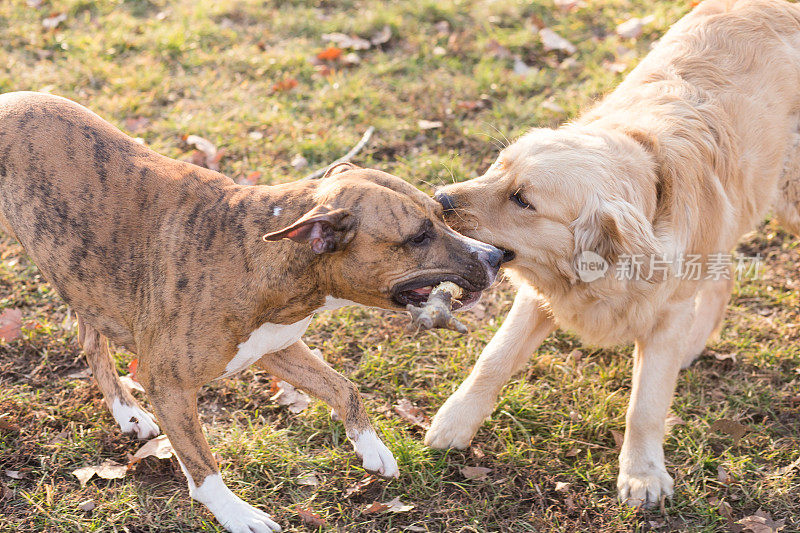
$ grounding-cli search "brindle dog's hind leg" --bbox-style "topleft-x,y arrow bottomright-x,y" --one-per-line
255,340 -> 399,478
77,316 -> 159,439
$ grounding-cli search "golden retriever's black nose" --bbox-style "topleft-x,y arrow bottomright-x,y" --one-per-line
434,191 -> 457,212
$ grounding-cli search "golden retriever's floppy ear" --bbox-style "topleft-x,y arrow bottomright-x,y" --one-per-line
262,205 -> 354,254
322,161 -> 360,178
572,196 -> 667,283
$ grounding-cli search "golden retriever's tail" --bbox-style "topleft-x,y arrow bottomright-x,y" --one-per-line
775,126 -> 800,237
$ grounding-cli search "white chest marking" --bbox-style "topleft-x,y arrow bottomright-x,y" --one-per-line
221,296 -> 358,378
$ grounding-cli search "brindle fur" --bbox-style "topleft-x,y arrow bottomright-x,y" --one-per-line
0,92 -> 498,516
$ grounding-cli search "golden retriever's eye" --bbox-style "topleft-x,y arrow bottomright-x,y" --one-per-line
510,189 -> 533,210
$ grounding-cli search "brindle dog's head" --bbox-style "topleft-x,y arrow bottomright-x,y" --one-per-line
263,163 -> 504,311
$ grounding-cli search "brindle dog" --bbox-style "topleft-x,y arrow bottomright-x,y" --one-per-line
0,91 -> 504,533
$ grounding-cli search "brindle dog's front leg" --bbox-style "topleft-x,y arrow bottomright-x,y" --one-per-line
138,359 -> 282,533
255,341 -> 399,478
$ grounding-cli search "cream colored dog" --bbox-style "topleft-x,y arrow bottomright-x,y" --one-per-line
426,0 -> 800,507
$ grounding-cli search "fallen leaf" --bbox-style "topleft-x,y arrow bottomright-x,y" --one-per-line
603,60 -> 628,73
42,12 -> 67,29
297,472 -> 320,486
460,466 -> 492,480
272,77 -> 299,92
486,39 -> 512,59
270,380 -> 310,414
129,435 -> 174,468
717,465 -> 730,484
713,351 -> 737,363
342,52 -> 361,66
616,18 -> 644,39
513,57 -> 535,76
67,367 -> 92,379
119,374 -> 144,393
237,171 -> 262,186
393,398 -> 430,429
711,419 -> 748,444
183,135 -> 222,171
317,46 -> 343,61
370,25 -> 392,46
297,507 -> 326,527
555,481 -> 571,492
404,527 -> 426,533
78,499 -> 96,512
384,496 -> 414,513
610,429 -> 625,450
737,509 -> 785,533
418,119 -> 443,130
0,308 -> 23,342
322,32 -> 371,50
5,470 -> 23,479
290,154 -> 309,170
664,412 -> 686,434
565,446 -> 580,457
124,117 -> 150,134
127,358 -> 138,380
344,475 -> 377,498
27,0 -> 44,7
539,27 -> 577,55
362,501 -> 390,514
72,460 -> 127,487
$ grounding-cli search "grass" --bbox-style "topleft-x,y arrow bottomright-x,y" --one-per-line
1,0 -> 799,531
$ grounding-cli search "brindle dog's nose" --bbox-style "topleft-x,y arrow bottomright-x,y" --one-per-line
434,191 -> 457,212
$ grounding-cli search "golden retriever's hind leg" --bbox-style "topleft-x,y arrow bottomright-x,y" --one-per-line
425,284 -> 556,450
77,316 -> 159,439
682,277 -> 733,368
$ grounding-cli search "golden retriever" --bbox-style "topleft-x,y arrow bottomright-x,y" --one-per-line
425,0 -> 800,507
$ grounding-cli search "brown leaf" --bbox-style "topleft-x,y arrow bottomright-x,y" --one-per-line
272,77 -> 299,93
78,499 -> 96,512
460,466 -> 492,480
717,465 -> 730,484
737,510 -> 785,533
565,446 -> 580,457
555,481 -> 571,493
5,470 -> 23,479
297,507 -> 326,527
362,501 -> 390,514
73,460 -> 127,487
344,475 -> 377,498
418,119 -> 443,130
129,435 -> 174,468
270,380 -> 310,414
0,308 -> 23,342
183,134 -> 221,171
317,46 -> 343,61
711,419 -> 748,444
713,351 -> 737,363
610,429 -> 624,450
393,398 -> 430,429
296,472 -> 320,487
124,117 -> 150,134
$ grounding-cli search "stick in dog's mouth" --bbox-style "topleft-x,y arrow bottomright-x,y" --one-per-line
393,277 -> 481,334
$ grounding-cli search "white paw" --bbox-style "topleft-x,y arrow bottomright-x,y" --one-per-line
349,429 -> 399,478
192,474 -> 282,533
424,391 -> 489,450
617,466 -> 674,508
111,398 -> 161,440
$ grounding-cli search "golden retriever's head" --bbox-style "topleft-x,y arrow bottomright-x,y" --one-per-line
435,127 -> 664,290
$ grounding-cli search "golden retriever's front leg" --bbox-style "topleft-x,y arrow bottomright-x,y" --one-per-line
618,301 -> 693,508
425,284 -> 555,449
255,341 -> 398,478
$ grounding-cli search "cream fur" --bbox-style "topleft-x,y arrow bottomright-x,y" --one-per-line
426,0 -> 800,508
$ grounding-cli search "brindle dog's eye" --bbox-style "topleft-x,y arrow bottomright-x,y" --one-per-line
510,189 -> 533,210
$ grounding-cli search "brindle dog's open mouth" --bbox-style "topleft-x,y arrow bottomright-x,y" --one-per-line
391,275 -> 482,310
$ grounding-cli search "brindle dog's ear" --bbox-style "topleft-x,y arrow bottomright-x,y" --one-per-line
262,205 -> 354,254
322,161 -> 360,178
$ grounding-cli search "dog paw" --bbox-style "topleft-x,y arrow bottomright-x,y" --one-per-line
349,429 -> 399,478
424,392 -> 487,449
111,399 -> 161,440
193,474 -> 282,533
617,467 -> 674,508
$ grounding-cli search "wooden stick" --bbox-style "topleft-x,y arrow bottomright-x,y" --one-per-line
301,126 -> 376,180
